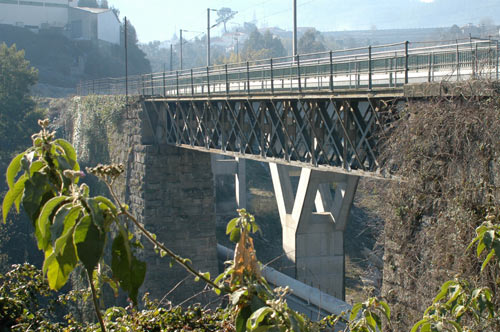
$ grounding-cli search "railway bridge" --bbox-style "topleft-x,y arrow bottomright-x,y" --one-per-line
76,39 -> 499,310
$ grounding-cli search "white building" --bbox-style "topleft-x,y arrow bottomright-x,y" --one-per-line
0,0 -> 120,45
69,6 -> 120,44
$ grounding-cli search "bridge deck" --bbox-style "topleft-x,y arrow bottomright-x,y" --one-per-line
78,39 -> 499,177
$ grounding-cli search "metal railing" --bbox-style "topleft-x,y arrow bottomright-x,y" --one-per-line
77,39 -> 500,97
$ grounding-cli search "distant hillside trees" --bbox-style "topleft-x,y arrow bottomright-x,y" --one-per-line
298,28 -> 326,54
242,29 -> 286,61
0,24 -> 150,89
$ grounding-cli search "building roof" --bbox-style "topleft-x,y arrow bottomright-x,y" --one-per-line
73,6 -> 111,14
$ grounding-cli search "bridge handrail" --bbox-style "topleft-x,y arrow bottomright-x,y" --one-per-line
76,39 -> 499,96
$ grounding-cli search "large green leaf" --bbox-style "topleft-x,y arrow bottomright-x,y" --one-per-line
50,205 -> 81,244
226,217 -> 239,234
74,215 -> 105,273
111,233 -> 146,305
247,306 -> 273,331
87,198 -> 105,230
43,223 -> 78,290
35,196 -> 69,251
54,139 -> 79,171
22,173 -> 55,225
93,196 -> 118,216
6,152 -> 25,189
2,174 -> 27,223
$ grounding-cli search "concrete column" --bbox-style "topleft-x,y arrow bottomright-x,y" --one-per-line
211,154 -> 247,209
270,163 -> 359,300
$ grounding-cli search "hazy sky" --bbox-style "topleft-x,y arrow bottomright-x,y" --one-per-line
107,0 -> 500,43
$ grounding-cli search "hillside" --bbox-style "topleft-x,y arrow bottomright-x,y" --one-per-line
0,24 -> 151,96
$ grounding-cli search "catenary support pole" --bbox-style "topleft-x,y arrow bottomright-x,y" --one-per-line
124,17 -> 128,102
207,8 -> 210,67
180,29 -> 183,70
292,0 -> 297,60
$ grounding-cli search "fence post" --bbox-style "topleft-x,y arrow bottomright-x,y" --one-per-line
456,43 -> 460,81
329,50 -> 334,91
404,41 -> 409,84
475,42 -> 478,77
225,64 -> 229,95
163,71 -> 166,96
191,69 -> 194,96
142,75 -> 145,95
206,66 -> 210,96
297,54 -> 301,92
496,40 -> 499,80
151,73 -> 154,96
92,80 -> 95,95
270,58 -> 274,94
176,71 -> 179,96
368,45 -> 372,90
246,61 -> 250,94
428,53 -> 432,82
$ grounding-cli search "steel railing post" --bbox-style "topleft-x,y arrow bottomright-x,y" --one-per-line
246,61 -> 250,94
225,64 -> 229,94
456,43 -> 460,80
191,69 -> 194,96
142,75 -> 145,95
496,40 -> 499,80
405,41 -> 409,84
270,58 -> 274,94
151,73 -> 154,96
297,54 -> 301,92
206,66 -> 210,95
163,71 -> 166,96
475,42 -> 478,77
428,53 -> 432,82
368,45 -> 372,90
329,50 -> 334,91
176,71 -> 179,96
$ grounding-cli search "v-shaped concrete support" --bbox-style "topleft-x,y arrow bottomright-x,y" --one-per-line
270,163 -> 359,300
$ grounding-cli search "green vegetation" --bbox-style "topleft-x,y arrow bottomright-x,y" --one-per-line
1,119 -> 394,331
0,43 -> 46,268
0,24 -> 150,89
298,29 -> 326,54
241,29 -> 286,61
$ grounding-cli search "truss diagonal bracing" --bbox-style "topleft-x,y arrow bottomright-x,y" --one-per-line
144,97 -> 397,176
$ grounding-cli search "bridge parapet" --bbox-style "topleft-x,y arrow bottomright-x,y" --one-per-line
77,39 -> 499,98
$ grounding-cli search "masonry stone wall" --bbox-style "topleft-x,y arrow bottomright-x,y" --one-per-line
67,97 -> 218,305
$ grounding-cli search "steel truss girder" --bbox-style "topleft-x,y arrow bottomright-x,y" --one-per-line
147,97 -> 397,177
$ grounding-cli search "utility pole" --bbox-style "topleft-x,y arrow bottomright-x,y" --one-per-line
292,0 -> 297,59
170,44 -> 173,72
207,8 -> 218,67
236,37 -> 239,61
124,16 -> 128,102
207,8 -> 211,66
180,29 -> 183,70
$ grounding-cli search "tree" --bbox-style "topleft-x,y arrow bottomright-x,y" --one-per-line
0,43 -> 41,163
298,28 -> 326,54
242,29 -> 286,61
216,7 -> 237,33
0,43 -> 44,269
